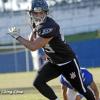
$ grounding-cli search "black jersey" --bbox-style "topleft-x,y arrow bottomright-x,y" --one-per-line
34,17 -> 76,64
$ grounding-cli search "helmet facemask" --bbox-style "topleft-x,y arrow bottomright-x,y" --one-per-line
29,8 -> 47,25
29,0 -> 49,25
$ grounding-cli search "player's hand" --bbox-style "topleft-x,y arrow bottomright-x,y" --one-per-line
8,27 -> 20,39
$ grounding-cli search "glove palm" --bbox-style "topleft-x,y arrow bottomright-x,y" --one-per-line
8,27 -> 20,39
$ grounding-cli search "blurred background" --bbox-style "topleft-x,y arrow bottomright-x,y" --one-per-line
0,0 -> 100,73
0,0 -> 100,100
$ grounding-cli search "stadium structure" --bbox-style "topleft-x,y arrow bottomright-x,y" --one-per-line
0,0 -> 100,73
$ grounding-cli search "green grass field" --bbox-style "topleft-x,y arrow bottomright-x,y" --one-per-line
0,68 -> 100,100
64,30 -> 100,42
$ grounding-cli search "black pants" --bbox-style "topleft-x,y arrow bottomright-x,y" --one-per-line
33,58 -> 95,100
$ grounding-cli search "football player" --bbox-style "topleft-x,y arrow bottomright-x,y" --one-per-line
60,68 -> 99,100
8,0 -> 96,100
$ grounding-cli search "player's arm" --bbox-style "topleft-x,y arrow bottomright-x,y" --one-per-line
17,36 -> 53,51
61,84 -> 68,100
90,80 -> 99,100
7,27 -> 53,51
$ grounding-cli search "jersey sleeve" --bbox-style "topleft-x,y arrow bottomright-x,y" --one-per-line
82,68 -> 93,86
87,72 -> 93,85
85,69 -> 94,85
39,24 -> 59,38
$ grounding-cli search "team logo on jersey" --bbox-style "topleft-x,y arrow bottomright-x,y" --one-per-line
42,28 -> 53,34
70,72 -> 76,79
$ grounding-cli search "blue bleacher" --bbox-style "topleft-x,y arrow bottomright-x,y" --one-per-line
70,39 -> 100,67
0,50 -> 33,73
